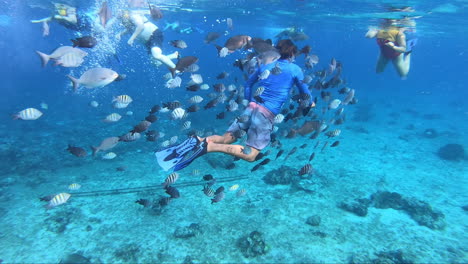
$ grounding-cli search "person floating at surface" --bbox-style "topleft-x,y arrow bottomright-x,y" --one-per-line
156,39 -> 315,172
116,0 -> 178,69
365,18 -> 417,79
31,3 -> 91,33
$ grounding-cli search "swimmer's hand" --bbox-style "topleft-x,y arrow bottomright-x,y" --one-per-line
127,38 -> 134,46
310,101 -> 316,108
365,27 -> 378,38
385,41 -> 396,48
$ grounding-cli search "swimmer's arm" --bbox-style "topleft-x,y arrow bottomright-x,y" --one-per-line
115,29 -> 128,40
387,31 -> 407,53
244,68 -> 261,101
365,27 -> 379,38
128,14 -> 145,45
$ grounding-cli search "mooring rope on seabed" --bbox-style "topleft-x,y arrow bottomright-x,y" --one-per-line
67,175 -> 249,197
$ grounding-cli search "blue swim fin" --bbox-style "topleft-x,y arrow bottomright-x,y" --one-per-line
406,38 -> 417,53
155,136 -> 199,171
172,139 -> 208,172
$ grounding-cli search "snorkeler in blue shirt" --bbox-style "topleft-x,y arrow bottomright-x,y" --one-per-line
244,57 -> 312,115
156,39 -> 315,172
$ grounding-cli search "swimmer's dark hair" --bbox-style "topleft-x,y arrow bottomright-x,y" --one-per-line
276,39 -> 298,59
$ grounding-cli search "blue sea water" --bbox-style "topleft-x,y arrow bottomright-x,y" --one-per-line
0,0 -> 467,263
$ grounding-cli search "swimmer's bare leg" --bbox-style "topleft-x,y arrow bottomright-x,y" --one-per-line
393,53 -> 410,79
151,47 -> 176,68
207,142 -> 259,162
376,53 -> 390,73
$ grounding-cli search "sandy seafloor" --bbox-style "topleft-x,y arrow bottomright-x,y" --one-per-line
0,95 -> 467,263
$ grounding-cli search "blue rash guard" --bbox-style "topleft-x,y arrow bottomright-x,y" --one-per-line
244,59 -> 312,115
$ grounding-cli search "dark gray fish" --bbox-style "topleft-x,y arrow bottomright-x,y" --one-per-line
71,36 -> 97,48
226,162 -> 236,169
216,72 -> 229,79
187,104 -> 200,112
308,152 -> 315,162
205,32 -> 220,44
186,84 -> 200,92
145,130 -> 159,142
320,141 -> 329,152
254,152 -> 265,161
39,194 -> 55,202
171,56 -> 199,77
215,186 -> 225,195
284,147 -> 297,160
259,158 -> 271,166
67,145 -> 87,157
313,141 -> 320,149
275,149 -> 284,160
213,83 -> 226,93
163,101 -> 181,110
145,114 -> 158,123
223,35 -> 251,52
149,105 -> 161,114
251,163 -> 262,172
158,197 -> 171,207
204,98 -> 219,109
216,112 -> 225,119
135,199 -> 152,208
330,141 -> 340,147
248,38 -> 275,53
165,186 -> 180,198
300,144 -> 307,149
170,40 -> 187,49
116,166 -> 127,171
119,132 -> 141,142
203,174 -> 214,181
149,4 -> 163,20
211,191 -> 225,204
131,120 -> 152,134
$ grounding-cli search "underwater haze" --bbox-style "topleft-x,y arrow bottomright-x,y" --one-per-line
0,0 -> 467,263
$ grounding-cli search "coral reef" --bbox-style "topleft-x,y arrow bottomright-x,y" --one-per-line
339,191 -> 446,230
338,198 -> 371,217
437,144 -> 465,161
114,243 -> 140,263
59,252 -> 92,264
174,223 -> 201,239
402,198 -> 446,230
237,231 -> 270,258
372,250 -> 414,264
349,249 -> 414,264
263,165 -> 298,185
371,191 -> 405,210
306,215 -> 321,226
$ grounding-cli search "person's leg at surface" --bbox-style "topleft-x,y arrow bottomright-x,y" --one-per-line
376,52 -> 390,73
